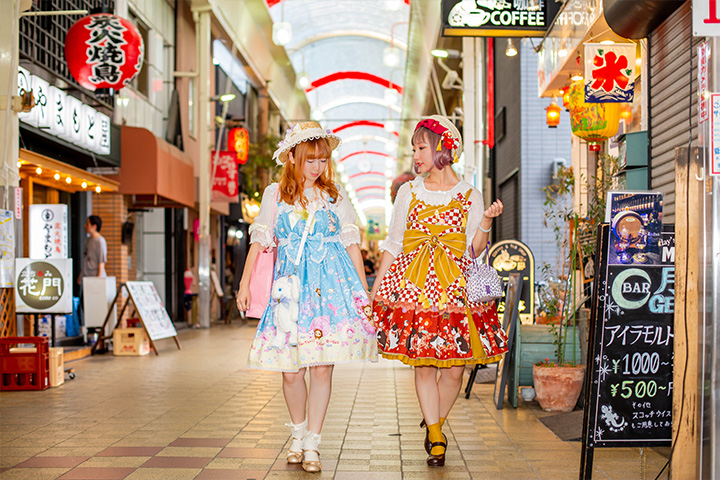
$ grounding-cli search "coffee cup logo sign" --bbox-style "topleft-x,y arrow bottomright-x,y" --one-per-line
442,0 -> 561,36
17,261 -> 64,310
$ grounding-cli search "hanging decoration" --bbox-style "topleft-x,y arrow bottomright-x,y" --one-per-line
546,101 -> 561,128
584,43 -> 636,103
228,127 -> 250,165
568,81 -> 620,151
64,13 -> 145,93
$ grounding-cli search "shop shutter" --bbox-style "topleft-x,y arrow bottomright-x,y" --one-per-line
648,1 -> 699,224
498,173 -> 518,240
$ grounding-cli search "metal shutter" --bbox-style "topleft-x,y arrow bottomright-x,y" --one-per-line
648,1 -> 699,224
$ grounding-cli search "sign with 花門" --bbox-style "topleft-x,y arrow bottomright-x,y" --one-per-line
0,210 -> 14,288
29,204 -> 68,259
15,258 -> 73,313
18,67 -> 111,156
442,0 -> 562,37
584,43 -> 636,103
488,240 -> 534,325
693,0 -> 720,36
211,151 -> 239,202
583,225 -> 674,449
711,93 -> 720,175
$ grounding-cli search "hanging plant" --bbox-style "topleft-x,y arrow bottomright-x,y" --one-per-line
243,133 -> 282,200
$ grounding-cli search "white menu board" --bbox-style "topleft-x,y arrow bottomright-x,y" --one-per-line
126,281 -> 177,341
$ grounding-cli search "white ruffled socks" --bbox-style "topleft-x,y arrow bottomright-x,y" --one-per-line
286,420 -> 307,464
302,431 -> 322,472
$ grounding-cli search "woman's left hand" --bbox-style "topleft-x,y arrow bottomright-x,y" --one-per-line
483,199 -> 504,219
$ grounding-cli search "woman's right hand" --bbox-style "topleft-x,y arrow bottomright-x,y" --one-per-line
236,284 -> 251,312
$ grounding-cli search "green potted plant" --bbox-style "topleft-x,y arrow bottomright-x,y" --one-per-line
535,264 -> 563,324
243,133 -> 282,199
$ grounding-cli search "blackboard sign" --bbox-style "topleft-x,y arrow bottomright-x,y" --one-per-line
489,240 -> 534,325
584,225 -> 674,449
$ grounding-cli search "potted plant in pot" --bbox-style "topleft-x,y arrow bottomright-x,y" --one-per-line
535,265 -> 563,324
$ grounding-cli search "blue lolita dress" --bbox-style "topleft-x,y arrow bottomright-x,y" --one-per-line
246,183 -> 378,372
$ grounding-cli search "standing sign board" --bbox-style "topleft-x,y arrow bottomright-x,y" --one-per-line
488,240 -> 534,325
15,258 -> 73,313
580,225 -> 674,478
29,204 -> 68,259
442,0 -> 562,37
0,210 -> 14,287
710,93 -> 720,175
125,282 -> 178,341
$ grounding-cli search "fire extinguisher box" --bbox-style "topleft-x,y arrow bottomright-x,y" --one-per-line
113,328 -> 150,356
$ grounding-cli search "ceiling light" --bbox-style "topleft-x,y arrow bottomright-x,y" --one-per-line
384,88 -> 399,105
81,181 -> 87,189
386,180 -> 392,187
65,177 -> 71,184
571,74 -> 584,82
35,167 -> 42,175
16,161 -> 21,168
558,45 -> 568,58
600,40 -> 615,45
341,175 -> 349,183
385,141 -> 397,152
310,108 -> 324,121
54,173 -> 60,180
210,93 -> 236,102
636,57 -> 642,66
235,229 -> 244,239
272,21 -> 292,46
505,39 -> 517,57
384,120 -> 396,132
296,72 -> 310,89
385,0 -> 402,11
431,49 -> 449,58
383,47 -> 400,67
212,57 -> 220,65
386,168 -> 394,177
95,186 -> 101,193
336,162 -> 344,172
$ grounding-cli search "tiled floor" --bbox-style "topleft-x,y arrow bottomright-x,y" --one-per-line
1,322 -> 669,480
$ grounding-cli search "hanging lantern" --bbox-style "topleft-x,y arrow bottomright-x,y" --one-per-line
562,88 -> 571,110
620,103 -> 633,124
546,101 -> 561,128
228,127 -> 250,165
568,81 -> 620,151
64,12 -> 145,93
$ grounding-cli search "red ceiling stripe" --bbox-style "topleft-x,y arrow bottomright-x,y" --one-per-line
269,0 -> 409,7
333,121 -> 399,137
356,186 -> 386,193
339,151 -> 396,163
306,71 -> 404,94
349,171 -> 386,179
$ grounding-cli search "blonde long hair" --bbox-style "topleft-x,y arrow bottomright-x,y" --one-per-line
278,138 -> 339,207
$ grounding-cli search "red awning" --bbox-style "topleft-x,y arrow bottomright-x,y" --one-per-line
118,126 -> 195,208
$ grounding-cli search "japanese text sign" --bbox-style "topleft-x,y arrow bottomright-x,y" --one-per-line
442,0 -> 562,37
699,42 -> 709,123
0,210 -> 14,288
15,258 -> 73,313
584,43 -> 636,103
711,93 -> 720,175
211,151 -> 239,202
29,204 -> 68,260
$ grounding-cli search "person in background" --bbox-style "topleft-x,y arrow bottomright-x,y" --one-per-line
79,215 -> 107,282
362,249 -> 375,275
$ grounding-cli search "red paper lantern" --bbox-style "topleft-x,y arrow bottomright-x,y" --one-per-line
228,127 -> 250,165
546,101 -> 561,128
64,13 -> 144,92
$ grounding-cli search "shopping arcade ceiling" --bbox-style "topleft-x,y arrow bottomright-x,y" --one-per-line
267,0 -> 411,227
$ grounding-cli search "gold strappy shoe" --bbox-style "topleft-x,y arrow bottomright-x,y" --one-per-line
286,420 -> 307,464
301,431 -> 322,473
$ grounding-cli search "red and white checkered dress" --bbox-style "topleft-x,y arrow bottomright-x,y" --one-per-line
373,180 -> 508,367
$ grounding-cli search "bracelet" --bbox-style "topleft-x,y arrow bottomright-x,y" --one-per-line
479,225 -> 492,233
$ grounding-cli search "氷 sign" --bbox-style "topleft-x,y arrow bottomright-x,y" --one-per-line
442,0 -> 562,37
15,258 -> 73,313
29,204 -> 68,260
584,43 -> 636,103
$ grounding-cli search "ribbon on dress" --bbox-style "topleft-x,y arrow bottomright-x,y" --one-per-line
402,222 -> 466,291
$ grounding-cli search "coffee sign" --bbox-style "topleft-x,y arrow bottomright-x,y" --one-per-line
488,240 -> 535,324
15,258 -> 73,313
442,0 -> 562,37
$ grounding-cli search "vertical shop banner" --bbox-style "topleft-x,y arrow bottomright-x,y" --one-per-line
211,151 -> 239,202
29,204 -> 68,259
693,0 -> 720,36
14,187 -> 22,219
15,258 -> 73,313
584,43 -> 636,103
699,42 -> 710,123
0,210 -> 14,287
711,93 -> 720,175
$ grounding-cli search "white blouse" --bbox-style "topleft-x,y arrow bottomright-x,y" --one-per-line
248,183 -> 361,248
380,177 -> 485,258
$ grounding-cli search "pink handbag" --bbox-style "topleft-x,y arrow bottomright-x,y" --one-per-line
246,189 -> 278,318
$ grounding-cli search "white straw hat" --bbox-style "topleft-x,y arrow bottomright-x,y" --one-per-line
273,121 -> 342,166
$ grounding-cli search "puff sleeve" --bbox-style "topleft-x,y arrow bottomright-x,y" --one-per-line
248,183 -> 278,248
379,182 -> 412,258
335,185 -> 362,247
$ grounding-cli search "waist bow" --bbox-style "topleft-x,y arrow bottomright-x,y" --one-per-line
402,223 -> 466,291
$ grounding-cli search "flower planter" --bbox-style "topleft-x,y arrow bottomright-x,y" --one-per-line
532,364 -> 586,413
535,315 -> 562,325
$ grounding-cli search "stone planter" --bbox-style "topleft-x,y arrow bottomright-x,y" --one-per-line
532,364 -> 586,412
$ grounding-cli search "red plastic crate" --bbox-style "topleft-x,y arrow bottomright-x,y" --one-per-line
0,337 -> 49,391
